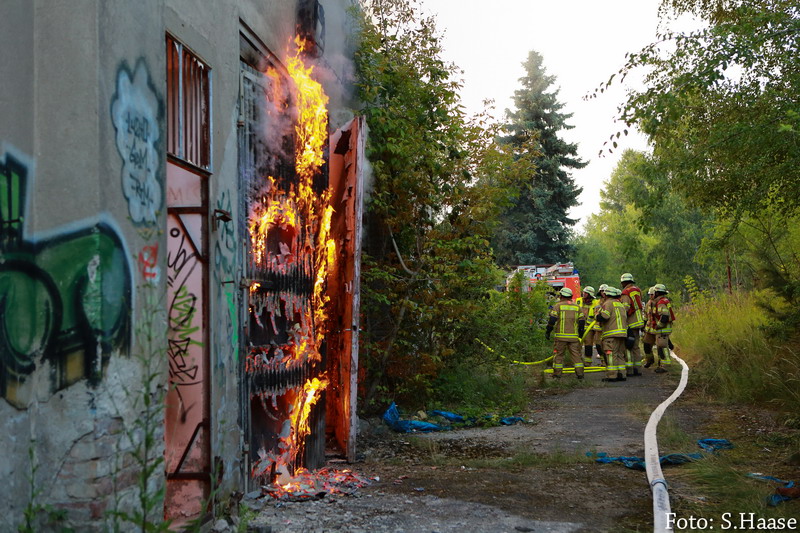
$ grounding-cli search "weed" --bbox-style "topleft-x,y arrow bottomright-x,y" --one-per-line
237,504 -> 257,533
656,414 -> 696,452
105,280 -> 170,532
18,444 -> 72,533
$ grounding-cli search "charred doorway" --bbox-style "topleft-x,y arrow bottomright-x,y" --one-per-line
237,28 -> 362,489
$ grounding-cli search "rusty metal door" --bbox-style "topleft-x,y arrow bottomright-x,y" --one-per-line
164,160 -> 210,520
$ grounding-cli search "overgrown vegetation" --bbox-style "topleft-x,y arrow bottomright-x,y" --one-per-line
106,281 -> 170,533
674,281 -> 800,418
354,0 -> 553,412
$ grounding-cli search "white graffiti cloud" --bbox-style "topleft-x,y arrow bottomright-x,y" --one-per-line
111,61 -> 161,226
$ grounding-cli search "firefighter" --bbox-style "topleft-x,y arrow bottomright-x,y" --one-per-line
577,286 -> 599,366
652,283 -> 675,373
545,287 -> 586,379
594,284 -> 609,365
620,273 -> 645,377
595,286 -> 629,382
643,286 -> 658,368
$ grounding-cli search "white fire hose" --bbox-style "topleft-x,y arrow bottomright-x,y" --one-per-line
644,350 -> 689,533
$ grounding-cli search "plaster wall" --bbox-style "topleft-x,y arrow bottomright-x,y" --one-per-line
0,0 -> 358,528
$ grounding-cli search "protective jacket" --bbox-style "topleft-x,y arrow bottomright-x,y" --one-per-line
645,298 -> 660,334
597,299 -> 628,339
548,301 -> 585,342
621,284 -> 645,329
655,296 -> 675,334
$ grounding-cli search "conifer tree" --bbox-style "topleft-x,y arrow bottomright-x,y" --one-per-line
494,50 -> 585,265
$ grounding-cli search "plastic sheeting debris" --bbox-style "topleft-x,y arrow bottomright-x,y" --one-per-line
382,402 -> 524,433
747,473 -> 799,506
587,438 -> 734,471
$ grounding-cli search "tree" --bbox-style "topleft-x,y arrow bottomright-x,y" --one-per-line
573,150 -> 717,294
604,0 -> 800,218
493,50 -> 585,266
353,0 -> 522,408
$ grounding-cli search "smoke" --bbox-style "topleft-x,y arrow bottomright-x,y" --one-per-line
253,67 -> 297,173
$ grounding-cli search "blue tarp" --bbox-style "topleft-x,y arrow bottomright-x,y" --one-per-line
587,438 -> 734,471
382,402 -> 525,433
747,473 -> 798,506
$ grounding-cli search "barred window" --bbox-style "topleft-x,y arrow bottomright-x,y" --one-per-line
166,35 -> 211,170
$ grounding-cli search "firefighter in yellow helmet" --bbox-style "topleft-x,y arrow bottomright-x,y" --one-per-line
578,286 -> 599,366
595,286 -> 628,382
620,273 -> 645,377
594,283 -> 609,366
652,283 -> 675,373
643,286 -> 658,368
545,287 -> 586,379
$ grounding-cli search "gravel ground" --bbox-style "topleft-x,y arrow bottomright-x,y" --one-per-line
230,367 -> 711,533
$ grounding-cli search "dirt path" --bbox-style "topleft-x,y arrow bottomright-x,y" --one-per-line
246,369 -> 713,532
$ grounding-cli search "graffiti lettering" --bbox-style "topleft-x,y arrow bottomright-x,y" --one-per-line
138,243 -> 160,283
212,190 -> 239,378
0,149 -> 132,408
166,216 -> 203,423
167,337 -> 200,385
170,285 -> 201,343
111,60 -> 162,226
126,112 -> 150,143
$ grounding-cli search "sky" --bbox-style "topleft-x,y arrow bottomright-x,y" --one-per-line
420,0 -> 666,228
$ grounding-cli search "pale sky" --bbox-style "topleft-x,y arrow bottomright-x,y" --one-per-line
421,0 -> 666,227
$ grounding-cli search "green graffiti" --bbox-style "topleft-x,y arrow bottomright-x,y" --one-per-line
225,291 -> 239,363
0,150 -> 132,408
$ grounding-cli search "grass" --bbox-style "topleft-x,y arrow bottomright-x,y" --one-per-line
657,413 -> 697,452
674,290 -> 800,414
462,449 -> 591,470
666,399 -> 800,529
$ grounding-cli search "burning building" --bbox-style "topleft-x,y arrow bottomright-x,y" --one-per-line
0,0 -> 364,528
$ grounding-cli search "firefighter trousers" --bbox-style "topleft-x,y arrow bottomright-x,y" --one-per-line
602,337 -> 627,378
626,328 -> 644,375
552,340 -> 583,377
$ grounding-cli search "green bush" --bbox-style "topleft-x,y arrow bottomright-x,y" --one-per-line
430,275 -> 552,414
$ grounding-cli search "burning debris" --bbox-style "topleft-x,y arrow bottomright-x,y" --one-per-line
260,468 -> 375,502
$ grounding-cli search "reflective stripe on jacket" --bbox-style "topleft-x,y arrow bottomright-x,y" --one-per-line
621,285 -> 644,329
655,296 -> 674,334
599,299 -> 628,338
549,302 -> 584,341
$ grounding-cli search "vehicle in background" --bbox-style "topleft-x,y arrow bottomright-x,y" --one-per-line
506,262 -> 581,299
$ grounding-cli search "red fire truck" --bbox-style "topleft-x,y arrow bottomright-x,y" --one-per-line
506,263 -> 581,299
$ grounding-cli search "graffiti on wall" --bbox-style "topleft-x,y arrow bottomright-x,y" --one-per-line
212,190 -> 238,382
111,60 -> 162,226
166,217 -> 204,418
0,148 -> 132,409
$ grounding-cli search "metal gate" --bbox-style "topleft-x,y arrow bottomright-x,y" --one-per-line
238,58 -> 328,482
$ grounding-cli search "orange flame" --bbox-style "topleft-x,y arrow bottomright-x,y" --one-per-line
288,36 -> 329,183
248,36 -> 338,485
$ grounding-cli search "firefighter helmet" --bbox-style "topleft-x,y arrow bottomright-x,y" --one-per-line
598,283 -> 609,293
583,286 -> 596,298
648,286 -> 656,296
654,283 -> 668,293
559,287 -> 573,298
620,273 -> 634,283
605,286 -> 622,296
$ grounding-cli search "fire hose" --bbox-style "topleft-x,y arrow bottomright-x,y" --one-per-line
645,349 -> 689,533
474,337 -> 554,365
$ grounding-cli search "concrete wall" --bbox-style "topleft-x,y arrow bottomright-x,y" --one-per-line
0,0 -> 358,529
